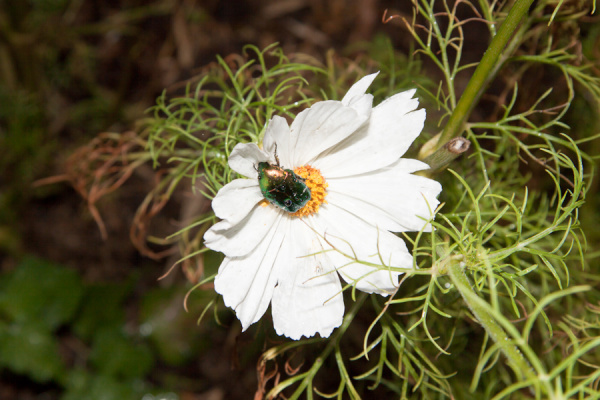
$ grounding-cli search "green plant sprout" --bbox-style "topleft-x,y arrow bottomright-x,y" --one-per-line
63,0 -> 600,398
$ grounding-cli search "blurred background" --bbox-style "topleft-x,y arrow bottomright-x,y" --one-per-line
1,1 -> 599,399
0,1 -> 425,399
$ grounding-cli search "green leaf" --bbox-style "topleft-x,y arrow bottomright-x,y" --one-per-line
0,257 -> 83,330
89,329 -> 153,379
0,320 -> 65,383
61,369 -> 146,400
71,282 -> 131,341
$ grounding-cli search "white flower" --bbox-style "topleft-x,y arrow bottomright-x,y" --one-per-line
204,73 -> 442,340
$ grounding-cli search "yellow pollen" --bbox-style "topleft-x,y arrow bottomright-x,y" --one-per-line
292,165 -> 327,218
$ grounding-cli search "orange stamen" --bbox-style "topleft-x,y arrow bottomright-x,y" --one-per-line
292,165 -> 328,218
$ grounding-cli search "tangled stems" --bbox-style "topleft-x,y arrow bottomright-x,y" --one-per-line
267,294 -> 368,399
434,0 -> 540,374
433,0 -> 541,381
446,256 -> 594,399
436,0 -> 535,149
446,257 -> 537,381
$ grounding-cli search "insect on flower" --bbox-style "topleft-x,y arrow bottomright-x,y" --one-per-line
204,72 -> 442,340
256,145 -> 311,213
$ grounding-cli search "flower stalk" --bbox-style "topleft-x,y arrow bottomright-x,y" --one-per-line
422,136 -> 471,172
435,0 -> 535,150
446,258 -> 538,383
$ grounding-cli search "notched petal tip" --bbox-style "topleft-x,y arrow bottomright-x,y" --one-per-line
275,320 -> 340,340
213,219 -> 288,332
273,293 -> 344,340
341,71 -> 380,106
271,222 -> 346,340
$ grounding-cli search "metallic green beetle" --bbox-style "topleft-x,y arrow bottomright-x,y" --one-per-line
256,148 -> 311,213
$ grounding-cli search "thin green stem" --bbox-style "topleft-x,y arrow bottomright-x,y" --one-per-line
421,0 -> 457,109
436,0 -> 535,149
446,259 -> 538,383
278,293 -> 367,400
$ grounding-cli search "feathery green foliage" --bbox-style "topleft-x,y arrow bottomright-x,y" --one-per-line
137,1 -> 600,398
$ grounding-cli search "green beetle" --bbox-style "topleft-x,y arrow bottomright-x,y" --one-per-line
256,147 -> 311,213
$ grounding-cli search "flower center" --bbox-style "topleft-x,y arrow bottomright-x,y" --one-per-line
291,165 -> 327,218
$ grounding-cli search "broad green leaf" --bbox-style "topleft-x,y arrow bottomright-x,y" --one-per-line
0,320 -> 65,383
72,282 -> 131,340
89,329 -> 153,379
0,257 -> 83,330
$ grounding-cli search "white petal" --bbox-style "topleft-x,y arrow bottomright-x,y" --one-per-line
312,205 -> 413,295
271,218 -> 344,339
211,179 -> 263,228
341,72 -> 379,107
262,116 -> 293,168
228,143 -> 271,177
315,91 -> 425,178
289,101 -> 369,166
204,204 -> 282,257
327,158 -> 441,232
325,192 -> 400,232
345,94 -> 373,119
214,217 -> 289,330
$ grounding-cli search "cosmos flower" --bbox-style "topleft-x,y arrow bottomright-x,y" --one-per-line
204,73 -> 442,340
